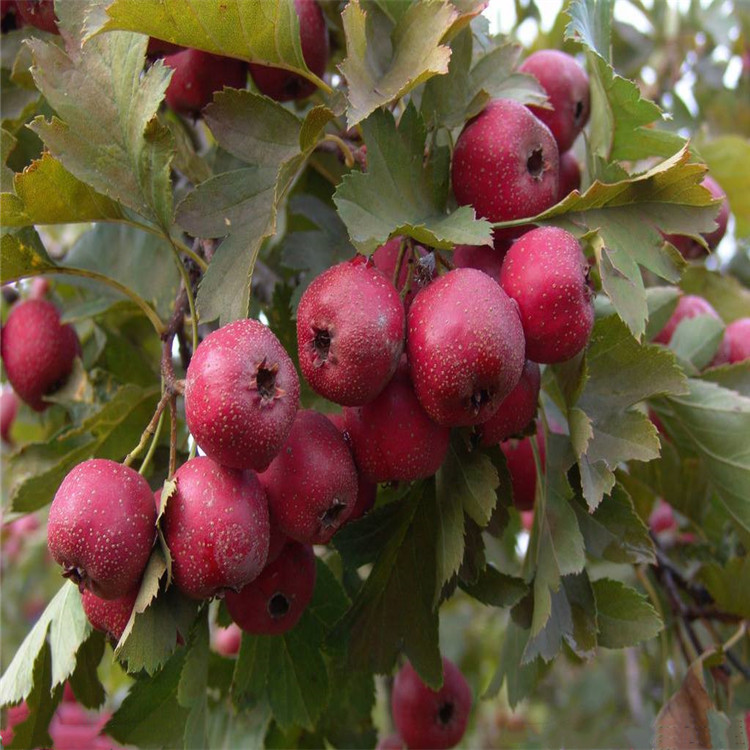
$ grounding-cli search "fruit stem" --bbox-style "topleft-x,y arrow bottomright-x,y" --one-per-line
393,237 -> 409,289
138,408 -> 165,476
123,390 -> 170,469
434,251 -> 455,273
167,239 -> 200,354
322,134 -> 355,168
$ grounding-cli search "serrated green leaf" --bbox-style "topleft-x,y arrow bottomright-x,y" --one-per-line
573,483 -> 655,565
0,584 -> 90,706
67,632 -> 106,710
668,315 -> 725,372
1,127 -> 18,191
653,378 -> 750,532
334,105 -> 492,253
1,153 -> 124,228
486,620 -> 544,708
564,315 -> 687,509
593,578 -> 662,648
330,483 -> 442,689
681,266 -> 750,324
105,650 -> 190,749
459,564 -> 527,608
701,360 -> 750,399
699,556 -> 750,619
178,610 -> 210,750
28,8 -> 174,230
0,231 -> 55,283
102,0 -> 326,91
340,0 -> 456,128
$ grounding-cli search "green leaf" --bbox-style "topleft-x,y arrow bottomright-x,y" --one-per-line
652,378 -> 750,532
593,578 -> 662,648
532,148 -> 719,337
105,650 -> 190,749
668,315 -> 726,372
524,434 -> 585,642
102,0 -> 326,91
0,231 -> 55,282
0,153 -> 124,227
563,315 -> 687,509
573,483 -> 655,565
699,556 -> 750,619
67,632 -> 106,709
340,0 -> 456,128
459,564 -> 527,609
486,620 -> 544,709
330,483 -> 442,689
566,0 -> 685,164
28,6 -> 174,230
7,384 -> 160,512
434,434 -> 498,596
178,610 -> 210,750
334,105 -> 492,253
0,584 -> 90,706
680,266 -> 750,324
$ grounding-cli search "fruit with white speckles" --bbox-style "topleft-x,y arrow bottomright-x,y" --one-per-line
452,242 -> 508,283
406,268 -> 525,427
164,48 -> 247,115
225,541 -> 316,635
161,456 -> 270,600
248,0 -> 328,101
343,361 -> 450,482
82,586 -> 138,642
723,318 -> 750,363
296,257 -> 405,406
519,50 -> 591,153
502,430 -> 545,511
260,409 -> 358,545
451,99 -> 559,240
663,176 -> 730,259
47,460 -> 156,600
557,150 -> 582,201
1,299 -> 81,411
391,657 -> 472,750
372,238 -> 435,313
500,226 -> 594,363
185,318 -> 300,471
475,359 -> 540,446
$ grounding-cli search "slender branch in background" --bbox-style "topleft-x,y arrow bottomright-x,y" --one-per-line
123,392 -> 170,469
168,394 -> 178,478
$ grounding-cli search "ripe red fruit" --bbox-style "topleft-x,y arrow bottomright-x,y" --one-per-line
185,318 -> 300,471
47,460 -> 156,600
343,362 -> 450,482
653,294 -> 726,350
502,430 -> 545,511
664,176 -> 730,259
372,238 -> 434,314
723,318 -> 750,363
451,99 -> 559,240
266,521 -> 289,564
82,586 -> 138,642
296,257 -> 405,406
212,623 -> 242,656
15,0 -> 58,33
248,0 -> 328,101
225,541 -> 316,635
407,268 -> 525,426
452,242 -> 508,283
391,657 -> 472,750
0,388 -> 18,443
0,702 -> 29,747
261,410 -> 358,544
1,299 -> 81,411
500,226 -> 594,364
520,50 -> 591,153
376,735 -> 405,750
164,49 -> 247,115
649,499 -> 676,535
475,360 -> 541,446
557,150 -> 582,200
161,456 -> 270,600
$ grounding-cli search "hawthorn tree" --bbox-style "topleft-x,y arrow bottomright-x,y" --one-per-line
1,0 -> 749,748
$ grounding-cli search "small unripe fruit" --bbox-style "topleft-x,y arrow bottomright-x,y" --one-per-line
82,586 -> 138,642
723,318 -> 750,363
391,657 -> 472,750
48,460 -> 156,600
261,410 -> 358,544
663,176 -> 730,259
557,150 -> 582,200
520,50 -> 591,153
451,99 -> 559,240
212,623 -> 242,656
500,226 -> 594,363
343,362 -> 450,482
185,318 -> 300,471
164,49 -> 247,115
475,360 -> 541,446
407,268 -> 525,426
248,0 -> 328,101
502,431 -> 545,511
225,541 -> 316,635
297,257 -> 405,406
161,456 -> 270,600
15,0 -> 58,33
1,299 -> 81,411
649,499 -> 676,535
